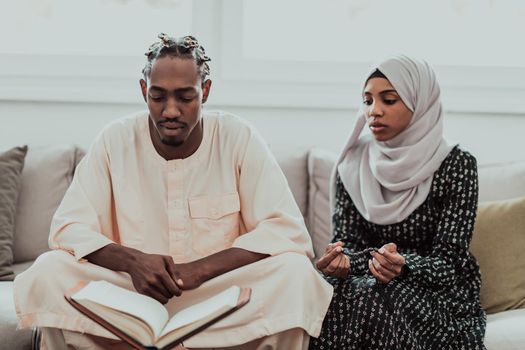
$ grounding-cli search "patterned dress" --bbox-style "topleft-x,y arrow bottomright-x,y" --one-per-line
310,146 -> 487,350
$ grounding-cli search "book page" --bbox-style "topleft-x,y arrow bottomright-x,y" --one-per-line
159,286 -> 240,338
72,280 -> 169,338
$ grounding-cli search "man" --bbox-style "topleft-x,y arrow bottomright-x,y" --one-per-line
14,34 -> 333,349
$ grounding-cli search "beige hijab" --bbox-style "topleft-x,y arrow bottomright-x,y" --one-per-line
334,55 -> 455,225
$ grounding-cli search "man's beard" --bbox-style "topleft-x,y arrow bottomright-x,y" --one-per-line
160,137 -> 184,147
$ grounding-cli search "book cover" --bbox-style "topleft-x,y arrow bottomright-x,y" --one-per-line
65,280 -> 251,350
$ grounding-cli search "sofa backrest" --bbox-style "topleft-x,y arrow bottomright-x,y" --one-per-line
306,149 -> 337,258
305,148 -> 525,258
478,161 -> 525,202
15,144 -> 524,266
13,145 -> 84,263
13,145 -> 309,264
274,149 -> 309,219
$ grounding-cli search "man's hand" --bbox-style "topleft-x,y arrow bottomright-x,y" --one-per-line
316,241 -> 350,278
86,244 -> 268,304
171,261 -> 205,291
126,252 -> 185,304
368,243 -> 406,284
86,244 -> 196,304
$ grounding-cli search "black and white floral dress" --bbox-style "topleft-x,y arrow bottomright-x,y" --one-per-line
310,147 -> 487,350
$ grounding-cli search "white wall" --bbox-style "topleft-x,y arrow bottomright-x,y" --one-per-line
1,100 -> 523,165
1,0 -> 525,165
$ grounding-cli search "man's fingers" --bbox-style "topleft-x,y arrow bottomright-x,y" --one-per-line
146,287 -> 169,305
164,259 -> 183,295
159,273 -> 182,298
150,273 -> 176,300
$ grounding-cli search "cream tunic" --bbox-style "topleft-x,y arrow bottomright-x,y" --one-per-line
14,111 -> 333,348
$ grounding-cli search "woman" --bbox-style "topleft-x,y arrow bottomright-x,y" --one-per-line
310,56 -> 486,349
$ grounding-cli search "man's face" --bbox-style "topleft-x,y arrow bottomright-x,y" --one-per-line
140,56 -> 211,148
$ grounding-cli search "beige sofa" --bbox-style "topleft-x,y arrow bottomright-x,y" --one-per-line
2,145 -> 524,349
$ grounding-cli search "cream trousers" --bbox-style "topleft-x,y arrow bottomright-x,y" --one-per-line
41,327 -> 310,350
16,251 -> 332,348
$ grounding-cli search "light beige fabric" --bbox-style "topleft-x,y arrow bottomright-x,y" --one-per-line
47,111 -> 314,261
13,145 -> 80,263
478,161 -> 525,202
14,111 -> 332,348
470,196 -> 525,314
307,149 -> 337,258
18,250 -> 327,348
42,327 -> 308,350
274,149 -> 309,219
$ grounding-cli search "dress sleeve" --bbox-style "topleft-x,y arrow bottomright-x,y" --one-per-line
48,131 -> 117,259
231,127 -> 314,258
402,152 -> 479,289
332,174 -> 374,276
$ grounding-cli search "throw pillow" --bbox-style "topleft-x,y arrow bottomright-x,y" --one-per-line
0,146 -> 28,281
13,145 -> 81,262
274,148 -> 309,218
470,196 -> 525,314
307,148 -> 337,258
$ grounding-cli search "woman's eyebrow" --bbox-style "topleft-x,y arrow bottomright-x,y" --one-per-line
363,89 -> 398,95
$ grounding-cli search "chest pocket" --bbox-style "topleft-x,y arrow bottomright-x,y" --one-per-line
188,192 -> 241,257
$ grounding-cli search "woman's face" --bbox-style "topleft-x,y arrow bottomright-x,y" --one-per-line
362,77 -> 413,142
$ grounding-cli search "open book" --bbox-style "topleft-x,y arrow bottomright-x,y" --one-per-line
65,280 -> 251,350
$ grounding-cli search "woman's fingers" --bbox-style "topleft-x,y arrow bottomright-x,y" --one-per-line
371,257 -> 396,280
379,248 -> 406,267
323,241 -> 344,254
337,255 -> 350,278
324,253 -> 343,273
368,259 -> 390,284
323,254 -> 349,278
317,245 -> 343,270
370,251 -> 398,275
333,254 -> 348,278
381,242 -> 397,253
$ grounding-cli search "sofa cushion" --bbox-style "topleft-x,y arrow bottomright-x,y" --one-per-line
470,196 -> 525,314
274,149 -> 309,219
0,146 -> 27,281
485,308 -> 525,350
307,148 -> 337,258
13,145 -> 81,263
0,281 -> 34,350
478,161 -> 525,202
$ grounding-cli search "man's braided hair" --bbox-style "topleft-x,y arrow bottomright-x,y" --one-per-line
142,33 -> 211,84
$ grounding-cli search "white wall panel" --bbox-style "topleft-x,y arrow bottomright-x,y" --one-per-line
0,0 -> 524,165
